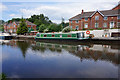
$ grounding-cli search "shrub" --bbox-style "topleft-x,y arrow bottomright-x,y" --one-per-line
38,24 -> 46,32
82,28 -> 86,30
97,28 -> 102,30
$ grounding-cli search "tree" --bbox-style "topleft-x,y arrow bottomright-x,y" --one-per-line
38,24 -> 46,32
8,18 -> 21,23
16,41 -> 30,58
27,14 -> 52,30
0,25 -> 4,32
0,20 -> 5,25
48,24 -> 62,32
16,18 -> 28,35
61,17 -> 65,29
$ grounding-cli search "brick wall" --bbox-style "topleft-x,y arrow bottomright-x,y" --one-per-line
69,12 -> 119,30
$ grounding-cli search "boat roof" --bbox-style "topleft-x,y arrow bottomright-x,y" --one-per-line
37,33 -> 78,34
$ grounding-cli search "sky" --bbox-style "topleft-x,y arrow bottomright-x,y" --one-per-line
0,0 -> 119,23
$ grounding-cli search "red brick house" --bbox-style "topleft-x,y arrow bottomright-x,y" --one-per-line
4,20 -> 36,33
69,3 -> 120,30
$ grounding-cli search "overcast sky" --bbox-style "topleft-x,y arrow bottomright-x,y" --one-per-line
0,0 -> 119,23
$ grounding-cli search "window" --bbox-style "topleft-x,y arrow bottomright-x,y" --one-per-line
76,20 -> 79,23
103,23 -> 107,28
36,34 -> 40,37
84,23 -> 88,28
85,18 -> 88,21
118,15 -> 120,20
110,22 -> 114,28
68,35 -> 71,37
44,35 -> 47,37
117,22 -> 120,28
95,23 -> 99,28
95,16 -> 99,20
104,17 -> 108,20
52,35 -> 55,37
76,26 -> 79,30
14,29 -> 16,32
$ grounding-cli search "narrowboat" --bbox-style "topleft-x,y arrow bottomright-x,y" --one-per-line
35,32 -> 90,41
0,33 -> 13,40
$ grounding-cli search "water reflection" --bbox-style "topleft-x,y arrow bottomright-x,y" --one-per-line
1,40 -> 119,65
1,40 -> 119,78
31,41 -> 119,65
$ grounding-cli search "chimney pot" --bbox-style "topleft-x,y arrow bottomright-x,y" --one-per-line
82,9 -> 84,14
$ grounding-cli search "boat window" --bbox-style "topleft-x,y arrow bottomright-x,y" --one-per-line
44,35 -> 47,37
36,34 -> 40,37
52,35 -> 55,37
68,35 -> 71,37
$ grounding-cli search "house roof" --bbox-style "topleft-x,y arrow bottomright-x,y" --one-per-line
69,9 -> 119,20
4,20 -> 36,27
25,20 -> 36,26
14,20 -> 36,26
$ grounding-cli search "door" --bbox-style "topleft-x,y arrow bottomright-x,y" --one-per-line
77,32 -> 85,38
110,22 -> 114,28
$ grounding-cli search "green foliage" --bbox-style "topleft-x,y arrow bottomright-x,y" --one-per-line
8,18 -> 21,23
28,27 -> 34,33
89,29 -> 94,30
72,29 -> 76,31
0,25 -> 4,32
82,28 -> 86,30
0,20 -> 5,25
97,28 -> 102,30
60,18 -> 69,28
27,14 -> 52,30
38,24 -> 46,32
17,18 -> 28,35
62,27 -> 71,33
48,24 -> 62,32
0,73 -> 7,80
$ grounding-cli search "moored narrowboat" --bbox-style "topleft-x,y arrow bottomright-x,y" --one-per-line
35,32 -> 90,41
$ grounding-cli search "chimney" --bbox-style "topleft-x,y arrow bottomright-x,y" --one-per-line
81,9 -> 84,14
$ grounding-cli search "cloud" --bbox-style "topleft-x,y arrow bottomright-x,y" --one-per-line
9,14 -> 21,18
2,0 -> 120,2
19,2 -> 118,23
0,3 -> 7,12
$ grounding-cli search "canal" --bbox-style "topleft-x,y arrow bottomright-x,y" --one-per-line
0,40 -> 119,78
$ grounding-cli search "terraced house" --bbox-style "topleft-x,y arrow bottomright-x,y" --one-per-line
69,3 -> 120,30
4,20 -> 36,33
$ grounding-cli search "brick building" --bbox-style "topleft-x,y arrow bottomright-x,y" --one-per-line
4,20 -> 36,33
69,3 -> 120,30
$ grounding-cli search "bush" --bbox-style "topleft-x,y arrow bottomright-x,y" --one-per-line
48,24 -> 62,32
38,24 -> 46,32
72,29 -> 76,31
97,28 -> 102,30
62,27 -> 71,33
82,28 -> 86,30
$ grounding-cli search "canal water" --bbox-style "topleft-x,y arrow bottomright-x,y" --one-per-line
0,40 -> 119,78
